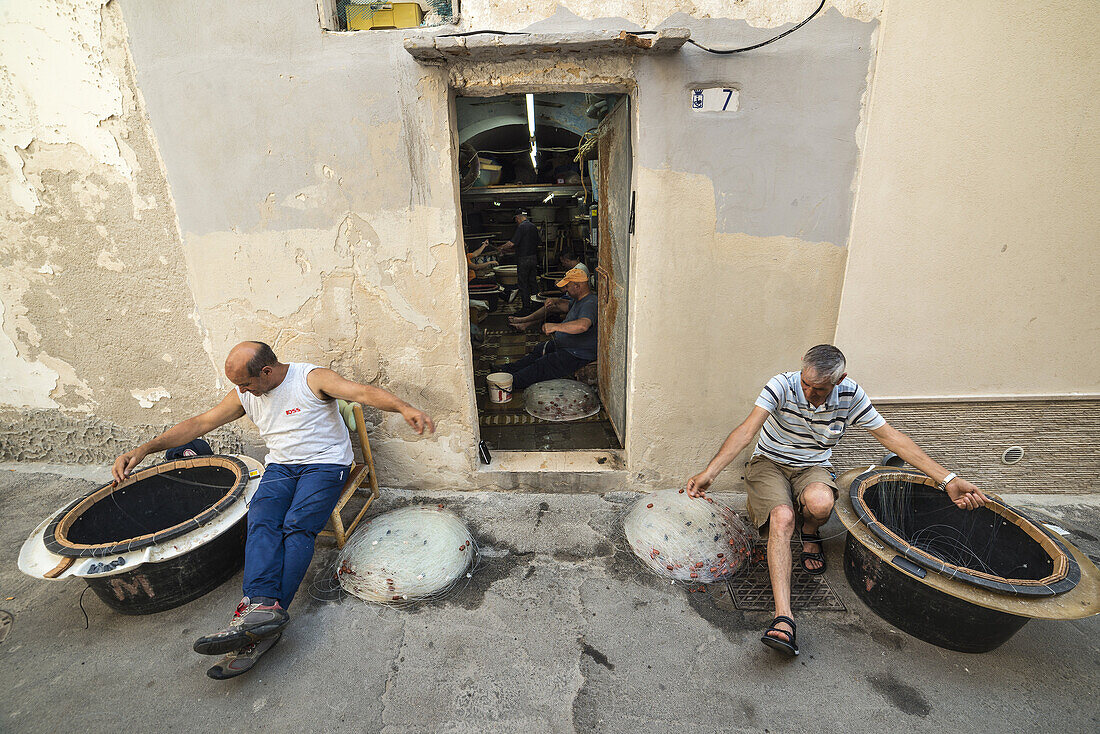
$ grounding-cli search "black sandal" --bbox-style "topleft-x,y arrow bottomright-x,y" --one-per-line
800,530 -> 826,575
761,615 -> 799,656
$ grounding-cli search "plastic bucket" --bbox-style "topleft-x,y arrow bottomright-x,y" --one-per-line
487,372 -> 513,404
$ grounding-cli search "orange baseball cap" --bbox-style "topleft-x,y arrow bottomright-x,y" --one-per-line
555,268 -> 588,287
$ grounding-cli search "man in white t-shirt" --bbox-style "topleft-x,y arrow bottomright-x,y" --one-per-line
685,344 -> 986,657
112,341 -> 433,678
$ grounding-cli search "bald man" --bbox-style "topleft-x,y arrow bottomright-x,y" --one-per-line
112,341 -> 433,679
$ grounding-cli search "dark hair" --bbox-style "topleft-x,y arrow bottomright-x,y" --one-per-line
245,341 -> 278,377
559,251 -> 580,262
802,344 -> 846,382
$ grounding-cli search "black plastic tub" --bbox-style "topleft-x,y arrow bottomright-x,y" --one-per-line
843,467 -> 1081,652
43,456 -> 251,615
85,519 -> 247,615
849,468 -> 1078,596
844,532 -> 1029,652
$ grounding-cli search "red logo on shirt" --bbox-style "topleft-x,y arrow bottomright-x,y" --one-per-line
285,408 -> 301,415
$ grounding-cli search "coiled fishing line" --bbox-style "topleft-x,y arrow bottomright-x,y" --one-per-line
336,506 -> 477,604
622,489 -> 754,584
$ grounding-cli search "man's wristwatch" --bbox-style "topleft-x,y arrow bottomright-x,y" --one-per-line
936,472 -> 958,491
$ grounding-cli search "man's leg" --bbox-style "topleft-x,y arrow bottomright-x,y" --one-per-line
765,504 -> 797,639
511,342 -> 587,391
194,463 -> 296,656
745,456 -> 799,651
517,256 -> 538,311
277,463 -> 348,609
497,340 -> 551,375
793,468 -> 838,573
242,463 -> 296,602
510,302 -> 550,329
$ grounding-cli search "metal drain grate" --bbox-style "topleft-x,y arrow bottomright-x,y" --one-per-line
727,558 -> 846,611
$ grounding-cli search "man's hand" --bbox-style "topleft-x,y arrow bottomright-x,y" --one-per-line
541,323 -> 557,335
945,476 -> 988,510
686,471 -> 714,498
400,406 -> 435,435
112,446 -> 149,485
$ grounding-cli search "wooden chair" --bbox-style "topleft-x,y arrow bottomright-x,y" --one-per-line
319,402 -> 380,548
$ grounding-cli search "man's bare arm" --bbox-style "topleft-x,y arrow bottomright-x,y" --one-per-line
542,317 -> 591,335
686,406 -> 771,497
868,422 -> 988,509
112,390 -> 245,483
307,368 -> 435,435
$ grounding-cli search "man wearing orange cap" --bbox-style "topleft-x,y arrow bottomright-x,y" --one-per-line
495,268 -> 597,390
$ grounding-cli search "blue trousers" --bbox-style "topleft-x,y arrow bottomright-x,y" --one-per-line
503,340 -> 590,391
243,463 -> 347,608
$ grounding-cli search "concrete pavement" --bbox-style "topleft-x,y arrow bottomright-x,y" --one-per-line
2,465 -> 1098,733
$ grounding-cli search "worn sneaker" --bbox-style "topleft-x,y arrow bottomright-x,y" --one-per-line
193,597 -> 289,656
206,632 -> 281,680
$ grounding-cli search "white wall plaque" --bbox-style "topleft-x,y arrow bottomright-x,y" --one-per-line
690,87 -> 740,113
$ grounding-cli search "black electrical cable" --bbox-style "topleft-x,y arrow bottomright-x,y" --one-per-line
436,29 -> 526,38
78,585 -> 93,630
686,0 -> 826,54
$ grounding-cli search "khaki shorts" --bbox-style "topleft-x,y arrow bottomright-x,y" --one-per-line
744,455 -> 838,529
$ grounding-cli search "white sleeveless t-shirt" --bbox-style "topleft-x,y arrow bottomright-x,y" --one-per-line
237,363 -> 353,466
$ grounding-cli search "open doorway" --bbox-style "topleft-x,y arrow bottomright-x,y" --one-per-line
456,92 -> 631,452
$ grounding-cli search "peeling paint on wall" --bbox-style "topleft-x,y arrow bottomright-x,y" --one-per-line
130,386 -> 170,408
0,299 -> 60,409
0,1 -> 217,438
0,408 -> 253,464
0,0 -> 134,212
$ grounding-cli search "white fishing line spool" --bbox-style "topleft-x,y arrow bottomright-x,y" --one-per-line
623,489 -> 753,584
337,506 -> 476,603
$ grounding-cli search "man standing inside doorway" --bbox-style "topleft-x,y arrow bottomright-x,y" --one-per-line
685,345 -> 987,657
112,341 -> 434,678
498,208 -> 541,313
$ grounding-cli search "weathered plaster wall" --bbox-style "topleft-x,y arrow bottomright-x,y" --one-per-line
625,10 -> 876,489
460,1 -> 881,30
4,0 -> 880,493
440,7 -> 878,490
835,0 -> 1100,398
0,0 -> 222,460
117,0 -> 479,488
628,169 -> 848,489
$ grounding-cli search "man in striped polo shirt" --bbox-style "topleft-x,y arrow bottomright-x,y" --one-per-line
686,345 -> 987,657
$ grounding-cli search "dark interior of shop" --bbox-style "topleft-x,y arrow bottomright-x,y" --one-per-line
458,92 -> 624,452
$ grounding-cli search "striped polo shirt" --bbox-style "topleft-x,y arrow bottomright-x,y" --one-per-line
752,371 -> 886,467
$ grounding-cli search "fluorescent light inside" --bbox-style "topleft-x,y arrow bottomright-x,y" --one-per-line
542,193 -> 553,203
527,93 -> 537,168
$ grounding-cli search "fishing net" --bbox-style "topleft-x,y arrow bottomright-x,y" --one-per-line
524,379 -> 600,422
622,489 -> 754,584
336,506 -> 476,604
